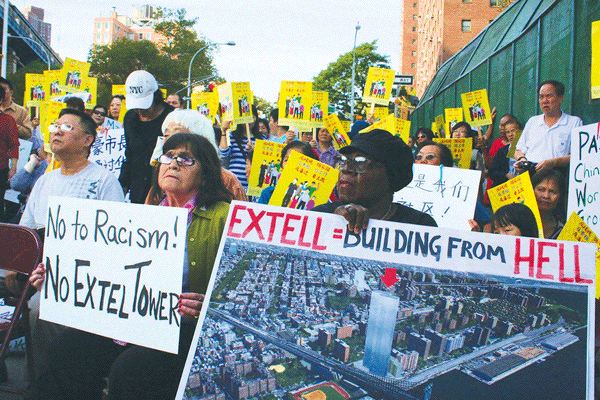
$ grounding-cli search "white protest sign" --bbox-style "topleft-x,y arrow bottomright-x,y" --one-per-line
393,164 -> 481,230
40,197 -> 187,354
568,122 -> 600,233
89,128 -> 126,177
5,139 -> 34,203
177,202 -> 595,400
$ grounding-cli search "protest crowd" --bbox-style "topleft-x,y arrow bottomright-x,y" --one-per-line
0,60 -> 596,400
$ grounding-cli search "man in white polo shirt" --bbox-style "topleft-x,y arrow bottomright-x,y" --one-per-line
515,80 -> 582,172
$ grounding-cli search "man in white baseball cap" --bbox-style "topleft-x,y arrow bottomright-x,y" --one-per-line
118,70 -> 174,203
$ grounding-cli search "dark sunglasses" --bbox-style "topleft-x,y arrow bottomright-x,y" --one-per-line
93,110 -> 107,117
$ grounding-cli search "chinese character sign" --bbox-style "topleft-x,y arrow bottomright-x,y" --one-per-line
460,89 -> 492,128
433,138 -> 472,169
362,67 -> 395,106
268,151 -> 338,210
361,114 -> 411,142
373,106 -> 389,122
40,101 -> 66,148
191,92 -> 219,123
247,140 -> 286,197
310,91 -> 329,128
58,58 -> 91,93
487,172 -> 543,237
323,114 -> 351,150
445,108 -> 463,134
277,81 -> 313,131
88,128 -> 127,177
25,73 -> 47,106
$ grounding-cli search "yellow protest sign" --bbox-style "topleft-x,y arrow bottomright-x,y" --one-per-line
461,89 -> 492,128
81,77 -> 97,108
24,73 -> 47,107
592,20 -> 600,99
217,82 -> 254,125
58,58 -> 91,93
340,120 -> 351,133
431,121 -> 438,136
362,67 -> 395,106
435,114 -> 446,137
247,140 -> 286,197
277,81 -> 313,131
433,138 -> 472,169
191,91 -> 219,123
360,114 -> 411,142
506,129 -> 523,159
373,106 -> 389,122
40,101 -> 66,151
323,114 -> 351,150
44,70 -> 63,100
557,212 -> 600,297
445,108 -> 463,134
268,151 -> 338,210
310,91 -> 328,128
487,172 -> 544,237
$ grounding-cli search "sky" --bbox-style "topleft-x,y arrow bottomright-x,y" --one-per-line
13,0 -> 402,103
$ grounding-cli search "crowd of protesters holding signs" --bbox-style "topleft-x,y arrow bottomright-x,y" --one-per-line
0,61 -> 596,400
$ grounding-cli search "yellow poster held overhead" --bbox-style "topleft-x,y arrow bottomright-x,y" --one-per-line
445,108 -> 463,134
191,91 -> 219,123
487,172 -> 544,237
433,138 -> 472,169
557,212 -> 600,297
58,58 -> 90,93
340,120 -> 351,133
373,106 -> 389,122
40,101 -> 66,150
81,77 -> 98,108
360,114 -> 411,142
310,91 -> 328,128
435,114 -> 446,137
323,114 -> 351,150
24,73 -> 47,106
461,89 -> 492,128
247,140 -> 286,197
362,67 -> 395,106
592,20 -> 600,99
44,70 -> 62,100
278,81 -> 313,131
217,82 -> 254,125
268,151 -> 338,210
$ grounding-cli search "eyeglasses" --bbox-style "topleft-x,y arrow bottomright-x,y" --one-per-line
334,155 -> 377,173
48,123 -> 74,134
417,133 -> 428,139
415,153 -> 439,162
158,153 -> 196,167
93,110 -> 107,117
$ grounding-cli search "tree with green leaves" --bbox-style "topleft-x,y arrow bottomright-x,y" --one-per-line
313,41 -> 389,118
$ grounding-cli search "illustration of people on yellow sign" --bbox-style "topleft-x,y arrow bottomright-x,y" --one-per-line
310,91 -> 328,128
362,67 -> 395,106
360,114 -> 411,143
487,172 -> 544,238
445,108 -> 464,135
44,70 -> 62,100
592,20 -> 600,99
435,114 -> 446,137
192,91 -> 219,123
24,74 -> 46,106
461,89 -> 492,127
323,114 -> 351,150
247,140 -> 286,197
217,82 -> 254,124
277,81 -> 313,131
269,151 -> 338,210
58,58 -> 91,93
433,138 -> 472,169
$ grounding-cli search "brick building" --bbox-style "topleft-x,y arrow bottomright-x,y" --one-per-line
22,6 -> 51,45
399,0 -> 512,97
93,5 -> 166,47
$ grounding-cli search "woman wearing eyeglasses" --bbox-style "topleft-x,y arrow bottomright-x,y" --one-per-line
92,104 -> 123,134
312,129 -> 437,233
30,133 -> 230,399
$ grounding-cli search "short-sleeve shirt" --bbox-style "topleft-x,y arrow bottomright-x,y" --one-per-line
516,112 -> 583,163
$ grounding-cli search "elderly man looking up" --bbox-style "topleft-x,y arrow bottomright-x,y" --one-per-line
312,129 -> 437,232
148,110 -> 248,202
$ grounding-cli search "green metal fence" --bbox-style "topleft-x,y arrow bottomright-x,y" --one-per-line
410,0 -> 600,138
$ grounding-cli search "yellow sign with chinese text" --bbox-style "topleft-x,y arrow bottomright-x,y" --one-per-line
373,106 -> 389,122
360,114 -> 411,142
487,172 -> 544,237
268,151 -> 338,210
445,108 -> 463,134
248,140 -> 287,197
362,67 -> 395,106
433,138 -> 472,169
310,91 -> 329,128
24,73 -> 47,106
592,20 -> 600,99
323,114 -> 351,150
192,91 -> 219,123
277,81 -> 313,131
58,58 -> 90,93
460,89 -> 492,128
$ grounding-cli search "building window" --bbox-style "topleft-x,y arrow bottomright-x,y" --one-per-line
104,22 -> 108,29
139,33 -> 143,40
412,51 -> 416,56
412,63 -> 416,68
97,22 -> 101,30
146,33 -> 151,39
413,2 -> 417,6
490,0 -> 501,6
463,0 -> 472,2
103,33 -> 108,41
96,33 -> 100,40
412,39 -> 417,44
413,14 -> 418,20
462,20 -> 471,32
412,26 -> 417,32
